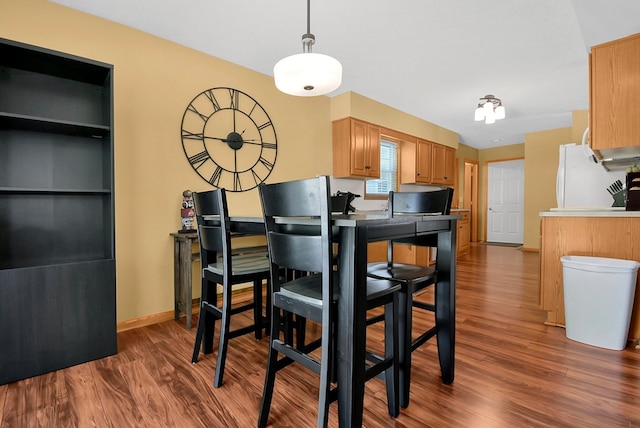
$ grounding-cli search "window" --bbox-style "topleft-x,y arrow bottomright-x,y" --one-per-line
365,139 -> 397,197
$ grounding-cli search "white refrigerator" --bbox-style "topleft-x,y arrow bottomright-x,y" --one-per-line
556,143 -> 626,209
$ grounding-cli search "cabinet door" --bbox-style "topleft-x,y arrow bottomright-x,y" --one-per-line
350,119 -> 369,176
456,214 -> 470,257
393,244 -> 415,265
432,144 -> 455,185
590,33 -> 640,151
367,241 -> 387,262
444,147 -> 455,185
366,123 -> 381,177
343,119 -> 380,178
415,139 -> 432,183
392,244 -> 431,267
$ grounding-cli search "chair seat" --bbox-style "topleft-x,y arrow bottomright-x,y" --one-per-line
277,272 -> 401,317
367,262 -> 436,283
206,252 -> 270,276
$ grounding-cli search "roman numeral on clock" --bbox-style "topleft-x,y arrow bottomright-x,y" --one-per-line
188,150 -> 210,169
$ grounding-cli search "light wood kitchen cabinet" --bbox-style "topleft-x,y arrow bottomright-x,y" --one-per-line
453,209 -> 470,257
589,32 -> 640,153
539,215 -> 640,345
400,138 -> 432,184
432,144 -> 455,185
333,117 -> 380,178
367,241 -> 431,266
400,138 -> 455,186
394,244 -> 431,267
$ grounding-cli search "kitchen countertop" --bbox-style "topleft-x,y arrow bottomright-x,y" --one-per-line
540,208 -> 640,217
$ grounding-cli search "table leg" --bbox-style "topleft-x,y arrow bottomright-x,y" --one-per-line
435,222 -> 456,384
398,284 -> 412,408
174,238 -> 180,321
180,238 -> 193,330
337,226 -> 368,427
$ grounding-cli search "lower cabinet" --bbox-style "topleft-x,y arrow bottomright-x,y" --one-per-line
455,210 -> 470,257
0,260 -> 116,385
368,241 -> 432,266
540,215 -> 640,344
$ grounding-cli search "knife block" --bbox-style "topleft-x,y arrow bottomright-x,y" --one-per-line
626,172 -> 640,211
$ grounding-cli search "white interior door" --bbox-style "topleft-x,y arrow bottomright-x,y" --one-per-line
487,159 -> 524,243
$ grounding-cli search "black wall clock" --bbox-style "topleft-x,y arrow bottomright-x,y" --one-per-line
181,87 -> 277,192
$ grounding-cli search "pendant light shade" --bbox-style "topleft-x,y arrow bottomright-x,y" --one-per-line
273,0 -> 342,97
474,105 -> 485,121
274,52 -> 342,97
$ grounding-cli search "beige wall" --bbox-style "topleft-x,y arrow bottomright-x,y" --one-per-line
1,0 -> 463,326
1,0 -> 333,324
0,0 -> 589,325
454,143 -> 480,209
331,92 -> 459,148
523,127 -> 573,250
520,110 -> 588,250
572,110 -> 589,144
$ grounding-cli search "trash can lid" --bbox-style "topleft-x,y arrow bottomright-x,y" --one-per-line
561,255 -> 640,273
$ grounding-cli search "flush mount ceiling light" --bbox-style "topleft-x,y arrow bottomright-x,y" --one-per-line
273,0 -> 342,97
474,95 -> 506,124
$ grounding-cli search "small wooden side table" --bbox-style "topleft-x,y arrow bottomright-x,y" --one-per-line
170,231 -> 199,329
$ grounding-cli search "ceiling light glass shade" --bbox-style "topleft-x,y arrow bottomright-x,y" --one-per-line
474,106 -> 485,121
485,114 -> 496,125
483,101 -> 494,113
274,53 -> 342,97
494,105 -> 506,120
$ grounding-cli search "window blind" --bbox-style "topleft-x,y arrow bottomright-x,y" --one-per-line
366,139 -> 397,195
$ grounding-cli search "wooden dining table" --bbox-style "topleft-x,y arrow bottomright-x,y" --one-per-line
205,212 -> 458,427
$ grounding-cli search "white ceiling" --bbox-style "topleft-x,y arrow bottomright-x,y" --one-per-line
50,0 -> 640,149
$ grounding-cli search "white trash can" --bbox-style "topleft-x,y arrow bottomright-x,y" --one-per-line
561,256 -> 639,350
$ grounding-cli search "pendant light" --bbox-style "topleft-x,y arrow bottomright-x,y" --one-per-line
273,0 -> 342,97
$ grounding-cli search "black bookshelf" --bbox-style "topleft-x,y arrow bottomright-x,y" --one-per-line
0,38 -> 116,385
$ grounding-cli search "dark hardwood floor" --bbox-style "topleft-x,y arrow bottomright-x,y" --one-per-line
2,243 -> 639,427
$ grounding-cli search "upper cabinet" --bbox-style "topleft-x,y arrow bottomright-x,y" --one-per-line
333,117 -> 381,178
332,116 -> 456,186
400,138 -> 455,186
431,144 -> 455,185
400,138 -> 430,184
590,32 -> 640,153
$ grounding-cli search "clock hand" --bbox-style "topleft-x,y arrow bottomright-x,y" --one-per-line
204,135 -> 239,143
234,149 -> 238,172
233,108 -> 237,132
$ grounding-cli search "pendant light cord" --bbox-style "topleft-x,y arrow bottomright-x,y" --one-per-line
302,0 -> 315,53
307,0 -> 311,35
